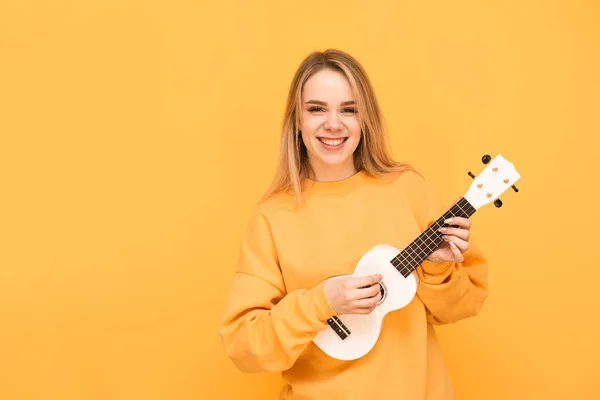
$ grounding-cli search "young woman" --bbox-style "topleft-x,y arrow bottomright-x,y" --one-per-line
219,49 -> 488,399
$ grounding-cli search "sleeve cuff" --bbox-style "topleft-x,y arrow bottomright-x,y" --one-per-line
306,280 -> 337,323
419,260 -> 455,284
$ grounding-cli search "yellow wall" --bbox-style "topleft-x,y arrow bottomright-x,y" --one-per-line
1,1 -> 599,399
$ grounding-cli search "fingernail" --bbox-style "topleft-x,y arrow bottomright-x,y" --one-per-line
444,218 -> 453,223
438,227 -> 447,233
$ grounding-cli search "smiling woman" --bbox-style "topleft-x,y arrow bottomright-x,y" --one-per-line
218,49 -> 489,400
261,49 -> 412,202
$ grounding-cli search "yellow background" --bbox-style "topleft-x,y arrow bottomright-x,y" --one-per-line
1,1 -> 599,399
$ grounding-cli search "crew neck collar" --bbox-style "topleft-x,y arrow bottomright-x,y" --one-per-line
304,169 -> 369,194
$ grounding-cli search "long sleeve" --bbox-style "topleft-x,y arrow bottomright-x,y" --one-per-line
417,247 -> 488,325
218,207 -> 336,373
403,172 -> 489,325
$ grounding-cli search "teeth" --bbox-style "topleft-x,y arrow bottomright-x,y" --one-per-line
320,138 -> 345,146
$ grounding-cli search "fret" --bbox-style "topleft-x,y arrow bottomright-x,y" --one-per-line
391,197 -> 477,277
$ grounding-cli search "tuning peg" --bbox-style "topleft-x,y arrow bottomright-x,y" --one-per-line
482,154 -> 492,164
494,199 -> 502,208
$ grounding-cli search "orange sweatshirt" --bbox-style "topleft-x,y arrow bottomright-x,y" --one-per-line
219,169 -> 489,399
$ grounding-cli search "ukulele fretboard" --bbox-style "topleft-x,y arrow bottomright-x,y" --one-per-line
390,197 -> 476,277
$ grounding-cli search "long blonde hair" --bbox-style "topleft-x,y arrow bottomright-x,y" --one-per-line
262,49 -> 415,202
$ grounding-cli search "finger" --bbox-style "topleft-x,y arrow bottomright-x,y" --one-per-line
443,236 -> 469,254
370,285 -> 381,301
355,285 -> 382,305
350,282 -> 381,302
438,226 -> 469,241
365,283 -> 382,298
358,306 -> 377,314
448,241 -> 465,262
359,298 -> 380,314
444,217 -> 471,230
354,307 -> 377,315
350,274 -> 382,289
354,295 -> 380,309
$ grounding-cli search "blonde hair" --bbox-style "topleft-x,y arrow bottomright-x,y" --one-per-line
262,49 -> 415,202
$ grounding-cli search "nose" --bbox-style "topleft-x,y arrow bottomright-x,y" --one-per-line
325,112 -> 342,131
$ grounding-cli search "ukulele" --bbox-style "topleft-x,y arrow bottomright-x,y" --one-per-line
312,154 -> 521,360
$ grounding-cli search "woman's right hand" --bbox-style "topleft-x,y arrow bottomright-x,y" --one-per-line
323,274 -> 383,315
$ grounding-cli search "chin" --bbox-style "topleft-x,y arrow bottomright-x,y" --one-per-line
324,155 -> 352,164
316,154 -> 354,168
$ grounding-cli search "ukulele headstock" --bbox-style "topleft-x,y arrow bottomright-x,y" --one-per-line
465,154 -> 521,210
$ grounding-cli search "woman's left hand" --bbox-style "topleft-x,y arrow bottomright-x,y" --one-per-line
426,215 -> 471,263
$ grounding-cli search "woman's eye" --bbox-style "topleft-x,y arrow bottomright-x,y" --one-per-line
306,106 -> 356,114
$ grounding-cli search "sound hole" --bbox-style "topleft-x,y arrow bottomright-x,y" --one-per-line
377,281 -> 386,304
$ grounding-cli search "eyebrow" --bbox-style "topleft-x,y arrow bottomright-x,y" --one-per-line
305,100 -> 356,106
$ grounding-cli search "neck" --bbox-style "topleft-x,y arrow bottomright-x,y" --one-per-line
391,197 -> 477,276
309,162 -> 357,183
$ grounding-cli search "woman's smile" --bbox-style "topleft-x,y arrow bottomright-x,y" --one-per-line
317,136 -> 349,151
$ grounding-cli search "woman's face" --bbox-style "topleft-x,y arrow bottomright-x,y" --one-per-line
299,68 -> 361,181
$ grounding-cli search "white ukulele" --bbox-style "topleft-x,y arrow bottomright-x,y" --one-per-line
312,154 -> 521,360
